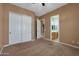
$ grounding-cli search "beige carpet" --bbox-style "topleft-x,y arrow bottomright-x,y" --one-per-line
1,39 -> 79,56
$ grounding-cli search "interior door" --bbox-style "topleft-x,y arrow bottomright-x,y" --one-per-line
37,19 -> 41,39
27,16 -> 32,41
22,15 -> 32,42
9,12 -> 32,45
9,12 -> 22,44
50,15 -> 59,41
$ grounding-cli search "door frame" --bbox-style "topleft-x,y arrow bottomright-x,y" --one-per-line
50,14 -> 60,42
37,19 -> 42,39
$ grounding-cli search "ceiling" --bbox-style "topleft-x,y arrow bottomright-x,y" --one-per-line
12,3 -> 67,16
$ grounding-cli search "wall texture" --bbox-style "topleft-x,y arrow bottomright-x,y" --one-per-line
0,3 -> 79,48
40,3 -> 79,47
0,4 -> 3,48
0,3 -> 36,47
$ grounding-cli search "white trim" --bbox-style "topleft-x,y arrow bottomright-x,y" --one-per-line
31,39 -> 35,41
50,15 -> 60,41
53,40 -> 79,49
0,39 -> 35,53
44,38 -> 79,49
50,17 -> 52,41
37,19 -> 42,39
0,47 -> 4,54
4,40 -> 34,48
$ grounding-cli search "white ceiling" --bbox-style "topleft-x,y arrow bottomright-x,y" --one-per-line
12,3 -> 67,16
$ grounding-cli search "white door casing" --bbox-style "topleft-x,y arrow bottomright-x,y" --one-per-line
37,19 -> 42,39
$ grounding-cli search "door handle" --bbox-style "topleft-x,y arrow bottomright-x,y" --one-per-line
9,32 -> 11,34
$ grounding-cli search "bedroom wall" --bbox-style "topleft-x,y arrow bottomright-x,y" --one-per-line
0,4 -> 3,48
40,3 -> 79,47
0,3 -> 36,47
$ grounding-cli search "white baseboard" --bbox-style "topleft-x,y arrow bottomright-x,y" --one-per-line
4,40 -> 34,48
1,38 -> 79,54
0,47 -> 4,54
0,39 -> 35,53
37,37 -> 43,39
31,39 -> 35,41
54,41 -> 79,49
44,38 -> 79,49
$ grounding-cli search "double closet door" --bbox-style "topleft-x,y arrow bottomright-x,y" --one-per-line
9,12 -> 32,45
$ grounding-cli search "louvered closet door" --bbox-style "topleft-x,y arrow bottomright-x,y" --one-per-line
9,12 -> 32,45
9,12 -> 22,44
22,15 -> 32,42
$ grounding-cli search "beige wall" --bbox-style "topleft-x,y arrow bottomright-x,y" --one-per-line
0,3 -> 36,47
40,3 -> 79,47
0,3 -> 79,48
0,4 -> 3,48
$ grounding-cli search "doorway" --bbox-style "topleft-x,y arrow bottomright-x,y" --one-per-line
37,19 -> 42,39
50,15 -> 59,42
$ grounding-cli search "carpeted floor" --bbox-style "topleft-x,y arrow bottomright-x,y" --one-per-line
1,39 -> 79,56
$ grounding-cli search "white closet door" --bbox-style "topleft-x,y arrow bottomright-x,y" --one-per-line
9,12 -> 22,44
22,15 -> 32,42
37,19 -> 41,39
27,16 -> 32,41
9,12 -> 32,44
16,14 -> 22,43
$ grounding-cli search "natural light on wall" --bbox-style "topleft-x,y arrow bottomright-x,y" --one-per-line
51,15 -> 59,32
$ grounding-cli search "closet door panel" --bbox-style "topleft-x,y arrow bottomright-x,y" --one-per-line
16,14 -> 22,43
9,12 -> 17,44
22,15 -> 28,42
9,12 -> 22,44
22,15 -> 32,42
27,16 -> 32,41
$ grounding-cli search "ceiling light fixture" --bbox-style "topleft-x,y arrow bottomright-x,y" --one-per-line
42,3 -> 45,6
32,3 -> 45,6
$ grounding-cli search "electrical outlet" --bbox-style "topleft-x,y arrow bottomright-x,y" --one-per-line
72,41 -> 75,44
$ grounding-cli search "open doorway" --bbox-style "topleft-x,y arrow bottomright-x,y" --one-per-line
37,19 -> 42,39
50,15 -> 59,42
